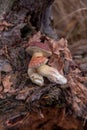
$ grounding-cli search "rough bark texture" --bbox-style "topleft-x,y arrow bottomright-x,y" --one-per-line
0,0 -> 15,18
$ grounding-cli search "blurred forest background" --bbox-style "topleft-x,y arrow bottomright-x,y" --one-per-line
53,0 -> 87,67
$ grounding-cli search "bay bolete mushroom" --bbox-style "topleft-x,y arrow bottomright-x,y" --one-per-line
26,41 -> 67,85
26,41 -> 52,57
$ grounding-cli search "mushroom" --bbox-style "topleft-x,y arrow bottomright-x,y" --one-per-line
26,41 -> 52,86
28,68 -> 44,86
28,55 -> 48,86
26,41 -> 67,85
26,41 -> 52,57
29,56 -> 48,68
37,64 -> 67,84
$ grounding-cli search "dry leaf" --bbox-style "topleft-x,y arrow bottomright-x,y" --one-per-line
44,37 -> 72,75
29,31 -> 42,43
23,31 -> 42,48
48,55 -> 64,74
0,21 -> 13,31
51,38 -> 72,60
2,75 -> 13,93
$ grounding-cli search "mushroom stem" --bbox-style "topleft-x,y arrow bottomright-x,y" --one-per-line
33,52 -> 43,57
28,68 -> 44,86
37,65 -> 67,84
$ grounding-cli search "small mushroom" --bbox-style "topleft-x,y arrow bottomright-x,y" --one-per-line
26,41 -> 52,57
28,56 -> 48,86
37,64 -> 67,84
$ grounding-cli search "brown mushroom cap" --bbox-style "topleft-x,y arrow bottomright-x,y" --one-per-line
26,42 -> 52,57
29,56 -> 48,68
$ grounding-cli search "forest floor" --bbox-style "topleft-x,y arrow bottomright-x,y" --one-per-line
0,0 -> 87,130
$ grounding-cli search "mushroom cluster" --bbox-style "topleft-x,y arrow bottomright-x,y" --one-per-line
26,41 -> 67,86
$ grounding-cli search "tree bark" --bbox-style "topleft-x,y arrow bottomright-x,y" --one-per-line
0,0 -> 15,19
